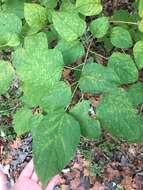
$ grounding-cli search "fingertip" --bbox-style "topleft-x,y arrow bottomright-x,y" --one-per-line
45,175 -> 61,190
0,171 -> 8,190
20,159 -> 34,178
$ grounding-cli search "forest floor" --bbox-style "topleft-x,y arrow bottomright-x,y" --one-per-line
0,0 -> 143,190
1,131 -> 143,190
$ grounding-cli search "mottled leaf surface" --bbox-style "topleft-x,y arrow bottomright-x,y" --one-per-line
76,0 -> 102,16
111,27 -> 133,48
139,0 -> 143,17
22,81 -> 72,111
96,89 -> 143,142
0,13 -> 22,47
127,82 -> 143,105
3,0 -> 31,18
0,61 -> 14,95
79,63 -> 120,94
12,32 -> 64,109
13,107 -> 43,135
40,0 -> 57,8
24,3 -> 48,33
133,41 -> 143,69
90,17 -> 109,38
32,111 -> 80,186
52,11 -> 86,41
56,39 -> 85,65
70,101 -> 101,139
108,52 -> 138,84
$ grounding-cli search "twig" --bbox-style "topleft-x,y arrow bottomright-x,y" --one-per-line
82,37 -> 94,72
0,104 -> 20,114
64,66 -> 81,71
110,20 -> 138,26
90,50 -> 108,60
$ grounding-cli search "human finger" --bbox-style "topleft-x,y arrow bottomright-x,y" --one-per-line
45,175 -> 60,190
31,171 -> 39,183
0,171 -> 8,190
20,160 -> 34,178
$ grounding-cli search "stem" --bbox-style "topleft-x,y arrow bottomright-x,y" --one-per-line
90,50 -> 108,60
64,66 -> 81,71
0,104 -> 20,114
82,37 -> 94,71
110,20 -> 138,26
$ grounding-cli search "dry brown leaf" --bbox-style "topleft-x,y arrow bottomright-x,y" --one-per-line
83,168 -> 90,176
121,176 -> 134,190
61,184 -> 69,190
91,182 -> 105,190
9,138 -> 21,149
70,178 -> 81,190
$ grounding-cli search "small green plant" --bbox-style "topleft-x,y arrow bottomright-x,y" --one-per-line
0,0 -> 143,187
90,162 -> 104,177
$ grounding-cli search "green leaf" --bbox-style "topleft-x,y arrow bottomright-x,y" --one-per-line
3,0 -> 31,18
12,32 -> 64,109
0,12 -> 22,47
12,32 -> 63,83
22,81 -> 72,112
111,26 -> 133,48
138,18 -> 143,33
79,63 -> 120,94
60,0 -> 76,12
96,89 -> 143,142
56,39 -> 85,65
0,60 -> 14,95
127,82 -> 143,105
112,10 -> 139,23
0,33 -> 20,48
52,11 -> 86,41
24,3 -> 48,33
133,41 -> 143,69
90,17 -> 109,38
32,111 -> 80,186
0,12 -> 22,34
139,0 -> 143,17
13,107 -> 43,135
24,31 -> 48,55
40,0 -> 57,8
70,101 -> 101,139
112,10 -> 133,22
76,0 -> 102,16
108,52 -> 138,84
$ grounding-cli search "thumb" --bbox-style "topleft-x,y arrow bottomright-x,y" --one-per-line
0,171 -> 8,190
45,175 -> 60,190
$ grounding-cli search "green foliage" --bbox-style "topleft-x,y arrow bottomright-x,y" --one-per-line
79,63 -> 120,93
76,0 -> 102,16
24,3 -> 48,33
56,39 -> 85,65
70,101 -> 101,139
32,111 -> 80,186
0,61 -> 14,94
0,12 -> 22,47
111,26 -> 133,48
133,40 -> 143,69
127,82 -> 143,105
108,52 -> 138,84
13,107 -> 43,135
2,0 -> 31,18
90,17 -> 109,38
96,89 -> 143,143
139,0 -> 143,17
52,11 -> 86,41
0,0 -> 143,187
40,0 -> 57,8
